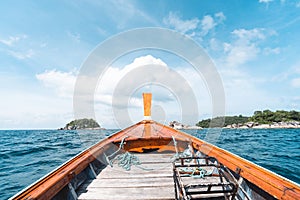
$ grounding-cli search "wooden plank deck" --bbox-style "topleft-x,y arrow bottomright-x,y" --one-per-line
77,153 -> 176,200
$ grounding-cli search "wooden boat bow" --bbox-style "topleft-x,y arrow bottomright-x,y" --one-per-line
10,93 -> 300,200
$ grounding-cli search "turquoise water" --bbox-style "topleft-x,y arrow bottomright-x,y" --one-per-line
0,128 -> 299,199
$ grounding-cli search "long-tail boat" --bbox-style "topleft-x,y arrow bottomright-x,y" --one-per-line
10,93 -> 300,200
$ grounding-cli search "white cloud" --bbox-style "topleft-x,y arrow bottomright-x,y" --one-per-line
200,12 -> 225,36
95,55 -> 172,113
209,38 -> 221,51
224,42 -> 259,66
163,12 -> 225,37
263,47 -> 280,55
223,28 -> 277,66
94,55 -> 209,128
126,54 -> 167,68
259,0 -> 273,3
163,12 -> 200,35
215,12 -> 226,22
0,34 -> 36,60
36,69 -> 77,97
201,15 -> 216,35
232,28 -> 266,40
7,49 -> 35,60
97,55 -> 167,97
0,35 -> 27,46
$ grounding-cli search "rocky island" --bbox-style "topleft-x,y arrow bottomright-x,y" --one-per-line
60,118 -> 101,130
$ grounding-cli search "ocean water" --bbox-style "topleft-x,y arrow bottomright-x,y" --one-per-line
0,128 -> 299,199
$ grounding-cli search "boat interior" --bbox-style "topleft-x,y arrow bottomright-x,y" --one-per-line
50,128 -> 276,200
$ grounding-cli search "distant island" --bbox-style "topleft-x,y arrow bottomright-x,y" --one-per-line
196,110 -> 300,129
60,118 -> 101,130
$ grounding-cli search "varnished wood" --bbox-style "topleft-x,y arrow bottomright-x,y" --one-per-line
143,93 -> 152,117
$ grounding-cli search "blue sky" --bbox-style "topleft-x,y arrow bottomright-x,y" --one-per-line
1,0 -> 300,129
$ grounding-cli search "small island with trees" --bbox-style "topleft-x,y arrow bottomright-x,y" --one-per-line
196,110 -> 300,129
60,118 -> 101,130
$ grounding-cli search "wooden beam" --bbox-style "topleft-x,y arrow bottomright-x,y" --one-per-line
143,93 -> 152,119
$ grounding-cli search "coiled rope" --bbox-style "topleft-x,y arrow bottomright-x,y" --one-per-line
112,152 -> 141,171
105,136 -> 153,171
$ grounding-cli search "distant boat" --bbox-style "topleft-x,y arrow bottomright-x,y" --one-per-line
11,93 -> 300,200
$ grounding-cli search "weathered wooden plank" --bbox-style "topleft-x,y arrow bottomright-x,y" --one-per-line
106,156 -> 172,166
134,153 -> 175,163
108,162 -> 173,170
98,171 -> 173,179
98,165 -> 172,175
85,177 -> 174,188
78,153 -> 176,200
98,168 -> 172,176
78,187 -> 174,200
97,163 -> 173,179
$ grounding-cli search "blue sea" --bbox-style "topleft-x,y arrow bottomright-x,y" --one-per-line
0,128 -> 299,200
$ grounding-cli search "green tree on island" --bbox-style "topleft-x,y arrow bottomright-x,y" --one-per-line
196,110 -> 300,128
196,115 -> 248,128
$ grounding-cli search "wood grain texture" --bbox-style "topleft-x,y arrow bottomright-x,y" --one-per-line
78,153 -> 175,200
